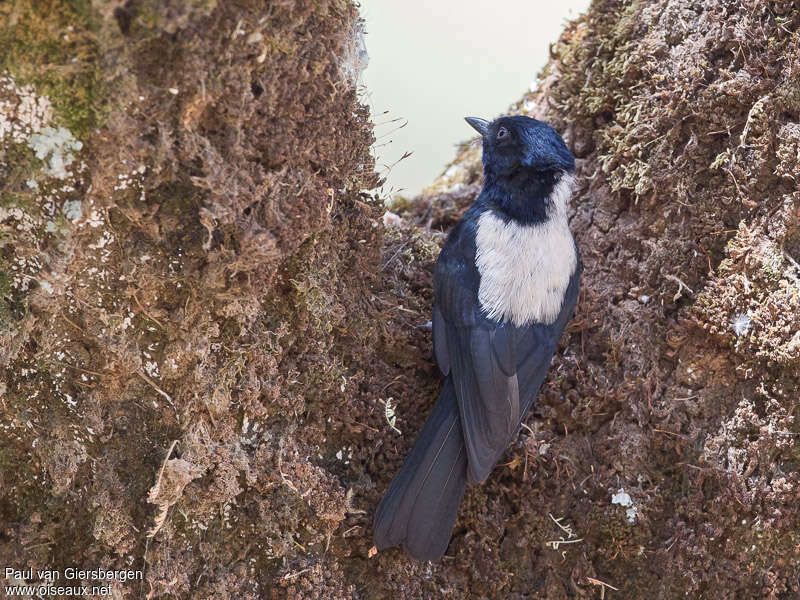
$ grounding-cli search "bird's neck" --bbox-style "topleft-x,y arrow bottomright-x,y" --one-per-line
483,169 -> 570,225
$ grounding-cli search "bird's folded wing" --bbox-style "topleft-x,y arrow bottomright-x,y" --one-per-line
446,322 -> 519,483
433,238 -> 523,484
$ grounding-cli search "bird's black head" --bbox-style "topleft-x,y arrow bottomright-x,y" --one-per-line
465,115 -> 575,224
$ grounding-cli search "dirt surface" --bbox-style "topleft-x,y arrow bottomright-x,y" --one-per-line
1,0 -> 799,599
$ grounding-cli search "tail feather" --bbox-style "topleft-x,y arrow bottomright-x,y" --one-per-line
373,378 -> 468,561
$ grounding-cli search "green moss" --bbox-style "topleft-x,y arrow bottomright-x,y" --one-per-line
0,143 -> 42,200
0,260 -> 31,325
0,267 -> 13,325
290,251 -> 344,335
127,0 -> 218,35
0,0 -> 99,137
385,194 -> 411,212
156,181 -> 199,214
775,80 -> 800,114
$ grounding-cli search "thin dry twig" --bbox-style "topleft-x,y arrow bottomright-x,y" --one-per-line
133,293 -> 164,329
545,513 -> 583,560
664,273 -> 694,302
138,371 -> 177,413
147,440 -> 179,539
586,576 -> 620,599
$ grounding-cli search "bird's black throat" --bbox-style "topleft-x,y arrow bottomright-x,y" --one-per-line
482,167 -> 561,225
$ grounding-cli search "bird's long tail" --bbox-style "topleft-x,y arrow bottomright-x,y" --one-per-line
373,377 -> 468,561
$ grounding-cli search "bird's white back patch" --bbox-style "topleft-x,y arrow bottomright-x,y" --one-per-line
475,174 -> 577,326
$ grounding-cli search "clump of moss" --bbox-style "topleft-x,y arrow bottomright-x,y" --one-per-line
694,208 -> 800,367
289,236 -> 346,335
0,0 -> 99,136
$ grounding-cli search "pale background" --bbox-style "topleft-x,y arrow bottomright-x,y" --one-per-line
358,0 -> 591,200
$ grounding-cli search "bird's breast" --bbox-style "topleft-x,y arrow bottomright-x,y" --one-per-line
474,209 -> 577,327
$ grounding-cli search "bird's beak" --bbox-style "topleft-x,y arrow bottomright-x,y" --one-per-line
464,117 -> 489,137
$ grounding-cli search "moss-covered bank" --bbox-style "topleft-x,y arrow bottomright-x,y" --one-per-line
1,0 -> 800,598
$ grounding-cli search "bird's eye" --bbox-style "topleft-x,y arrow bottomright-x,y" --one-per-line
496,127 -> 509,140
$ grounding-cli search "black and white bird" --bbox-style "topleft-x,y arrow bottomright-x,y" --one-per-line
373,115 -> 581,561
